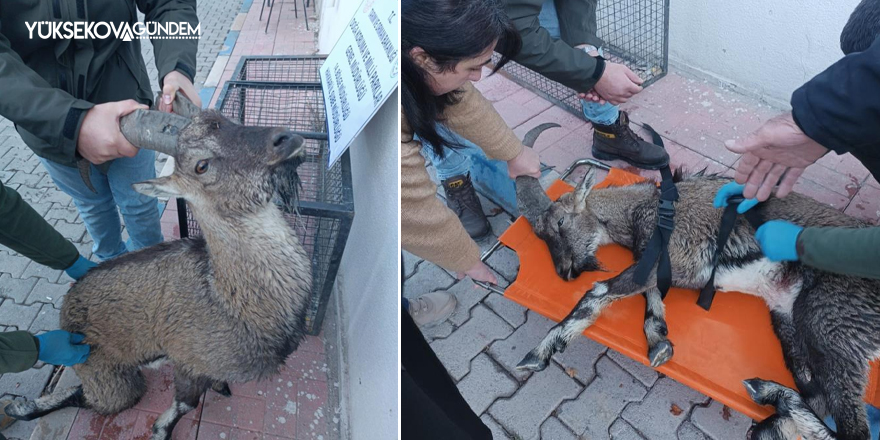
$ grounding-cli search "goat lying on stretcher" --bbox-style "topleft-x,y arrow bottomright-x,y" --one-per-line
514,169 -> 880,439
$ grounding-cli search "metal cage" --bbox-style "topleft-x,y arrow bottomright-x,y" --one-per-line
493,0 -> 669,117
178,56 -> 353,335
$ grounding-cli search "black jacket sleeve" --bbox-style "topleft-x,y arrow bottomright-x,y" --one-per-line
791,36 -> 880,156
0,29 -> 94,163
136,0 -> 199,86
502,0 -> 603,93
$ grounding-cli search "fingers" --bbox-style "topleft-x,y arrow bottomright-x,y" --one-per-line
755,163 -> 786,201
624,67 -> 644,85
736,198 -> 760,214
733,152 -> 760,184
776,167 -> 804,198
160,82 -> 178,113
483,270 -> 498,285
69,333 -> 86,344
743,159 -> 773,199
114,101 -> 145,158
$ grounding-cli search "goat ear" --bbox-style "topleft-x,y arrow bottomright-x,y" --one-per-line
132,176 -> 182,198
573,168 -> 596,208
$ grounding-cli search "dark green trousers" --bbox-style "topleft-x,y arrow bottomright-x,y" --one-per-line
0,181 -> 78,271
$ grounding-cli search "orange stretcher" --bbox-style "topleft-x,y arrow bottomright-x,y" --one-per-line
479,160 -> 880,420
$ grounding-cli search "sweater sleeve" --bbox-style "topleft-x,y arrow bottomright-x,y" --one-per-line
797,226 -> 880,279
0,331 -> 39,374
790,36 -> 880,156
444,82 -> 524,161
400,113 -> 481,273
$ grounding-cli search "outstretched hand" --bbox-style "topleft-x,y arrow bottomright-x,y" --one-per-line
725,112 -> 828,201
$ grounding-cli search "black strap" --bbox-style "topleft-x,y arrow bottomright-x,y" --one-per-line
632,125 -> 678,299
696,196 -> 765,310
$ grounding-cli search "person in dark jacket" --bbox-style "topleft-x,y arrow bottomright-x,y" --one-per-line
0,0 -> 200,262
715,25 -> 880,279
502,0 -> 669,169
1,181 -> 96,280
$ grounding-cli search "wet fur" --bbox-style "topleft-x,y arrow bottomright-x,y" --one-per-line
517,169 -> 880,439
5,111 -> 312,440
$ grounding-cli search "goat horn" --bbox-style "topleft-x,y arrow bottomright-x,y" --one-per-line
522,122 -> 561,148
119,110 -> 189,156
516,175 -> 552,224
170,92 -> 202,118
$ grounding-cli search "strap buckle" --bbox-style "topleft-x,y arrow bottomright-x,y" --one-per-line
657,199 -> 675,231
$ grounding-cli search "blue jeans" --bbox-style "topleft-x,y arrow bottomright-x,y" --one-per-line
419,125 -> 483,181
825,405 -> 880,439
539,0 -> 619,126
40,149 -> 163,261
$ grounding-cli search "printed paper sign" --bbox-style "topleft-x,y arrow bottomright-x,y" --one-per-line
320,0 -> 399,167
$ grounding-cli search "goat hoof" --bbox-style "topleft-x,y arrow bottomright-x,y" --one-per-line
743,378 -> 784,407
211,382 -> 232,397
516,350 -> 549,372
648,340 -> 674,368
4,401 -> 37,421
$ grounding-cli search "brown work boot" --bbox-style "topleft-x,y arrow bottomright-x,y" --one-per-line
407,291 -> 458,327
442,173 -> 490,239
591,111 -> 670,170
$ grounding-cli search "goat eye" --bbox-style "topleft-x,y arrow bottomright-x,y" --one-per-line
194,160 -> 209,174
557,217 -> 565,228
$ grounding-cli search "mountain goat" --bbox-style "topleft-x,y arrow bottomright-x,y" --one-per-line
5,97 -> 312,440
515,170 -> 880,439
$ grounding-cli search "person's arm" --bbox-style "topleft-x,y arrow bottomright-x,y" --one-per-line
401,117 -> 482,273
0,28 -> 94,163
136,0 -> 199,89
502,0 -> 601,92
791,36 -> 880,156
0,332 -> 39,374
798,227 -> 880,279
444,82 -> 524,161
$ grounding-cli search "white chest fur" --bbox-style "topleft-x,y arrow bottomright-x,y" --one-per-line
713,258 -> 801,314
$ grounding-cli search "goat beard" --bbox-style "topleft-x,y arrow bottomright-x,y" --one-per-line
271,159 -> 303,212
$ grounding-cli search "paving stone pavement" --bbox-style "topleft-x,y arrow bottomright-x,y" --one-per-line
0,0 -> 243,438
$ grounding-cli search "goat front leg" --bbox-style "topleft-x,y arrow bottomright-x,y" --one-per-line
744,378 -> 836,440
151,371 -> 210,440
5,385 -> 87,421
517,265 -> 653,372
644,287 -> 673,367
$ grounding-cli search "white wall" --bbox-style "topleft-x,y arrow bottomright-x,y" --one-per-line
317,1 -> 398,437
668,0 -> 860,106
333,91 -> 399,440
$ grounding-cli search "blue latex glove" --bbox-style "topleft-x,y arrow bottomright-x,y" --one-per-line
713,182 -> 759,213
754,220 -> 804,262
35,330 -> 90,366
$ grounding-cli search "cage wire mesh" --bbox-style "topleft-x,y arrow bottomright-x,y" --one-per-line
231,55 -> 327,84
179,57 -> 353,334
492,0 -> 668,117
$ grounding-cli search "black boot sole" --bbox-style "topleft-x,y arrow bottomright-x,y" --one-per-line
591,147 -> 670,171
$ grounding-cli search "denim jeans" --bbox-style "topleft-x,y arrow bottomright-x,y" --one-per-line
419,125 -> 483,181
40,149 -> 163,261
539,0 -> 620,126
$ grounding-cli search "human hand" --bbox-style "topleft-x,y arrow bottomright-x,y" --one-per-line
507,146 -> 541,179
593,62 -> 643,105
713,182 -> 759,213
77,100 -> 148,164
577,88 -> 607,105
725,112 -> 828,201
160,71 -> 202,114
457,261 -> 498,285
35,330 -> 91,366
754,220 -> 804,262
